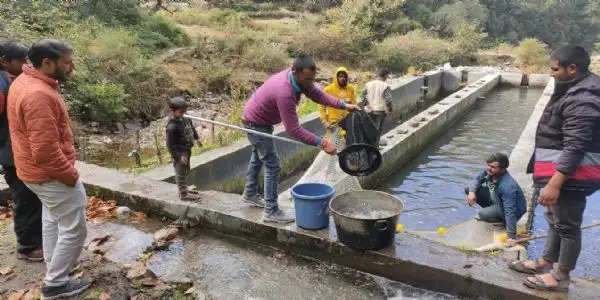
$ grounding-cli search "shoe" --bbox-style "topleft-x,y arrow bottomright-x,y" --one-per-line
242,195 -> 266,208
42,279 -> 92,299
262,209 -> 295,224
17,248 -> 44,262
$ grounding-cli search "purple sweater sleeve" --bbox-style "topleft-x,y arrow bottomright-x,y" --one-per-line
277,95 -> 321,146
307,84 -> 345,108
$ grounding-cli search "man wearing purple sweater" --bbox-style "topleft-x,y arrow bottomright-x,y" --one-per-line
242,54 -> 358,223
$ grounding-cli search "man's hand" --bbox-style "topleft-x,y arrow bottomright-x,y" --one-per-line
345,104 -> 359,112
539,184 -> 561,206
466,191 -> 477,207
180,155 -> 188,166
320,138 -> 337,155
538,171 -> 568,206
506,238 -> 518,247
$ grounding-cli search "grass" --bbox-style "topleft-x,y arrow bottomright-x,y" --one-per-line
297,99 -> 320,117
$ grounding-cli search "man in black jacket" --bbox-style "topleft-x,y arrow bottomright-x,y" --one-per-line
0,39 -> 44,262
508,45 -> 600,292
166,97 -> 201,201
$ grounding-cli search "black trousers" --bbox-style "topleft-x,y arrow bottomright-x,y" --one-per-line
368,111 -> 387,144
4,166 -> 43,254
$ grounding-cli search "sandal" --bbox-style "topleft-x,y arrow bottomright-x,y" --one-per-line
508,260 -> 552,275
523,273 -> 569,292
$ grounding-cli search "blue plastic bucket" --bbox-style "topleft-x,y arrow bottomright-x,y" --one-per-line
291,183 -> 336,230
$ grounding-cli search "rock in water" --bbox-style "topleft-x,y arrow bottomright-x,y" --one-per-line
116,206 -> 132,219
153,227 -> 179,243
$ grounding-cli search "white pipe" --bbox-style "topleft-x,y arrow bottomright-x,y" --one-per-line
184,114 -> 323,150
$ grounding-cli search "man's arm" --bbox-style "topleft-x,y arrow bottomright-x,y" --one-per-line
502,189 -> 520,239
384,86 -> 393,112
277,95 -> 321,146
306,84 -> 345,109
468,170 -> 487,193
540,97 -> 600,205
24,93 -> 78,186
359,88 -> 368,107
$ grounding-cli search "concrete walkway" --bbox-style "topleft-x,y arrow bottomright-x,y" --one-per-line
73,160 -> 600,299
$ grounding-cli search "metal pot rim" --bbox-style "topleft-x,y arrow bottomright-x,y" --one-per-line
329,190 -> 404,220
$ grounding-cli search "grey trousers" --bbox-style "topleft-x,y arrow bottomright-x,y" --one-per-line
475,187 -> 504,222
542,190 -> 587,272
25,180 -> 87,287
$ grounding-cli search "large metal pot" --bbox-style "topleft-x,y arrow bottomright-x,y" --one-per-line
329,190 -> 404,251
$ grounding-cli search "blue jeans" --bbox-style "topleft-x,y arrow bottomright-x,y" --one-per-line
243,124 -> 280,213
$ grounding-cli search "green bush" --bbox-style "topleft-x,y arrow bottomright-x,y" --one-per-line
515,38 -> 549,73
70,81 -> 128,124
76,0 -> 142,26
168,8 -> 205,25
292,20 -> 372,64
451,22 -> 487,60
243,42 -> 289,73
369,30 -> 453,72
139,13 -> 190,50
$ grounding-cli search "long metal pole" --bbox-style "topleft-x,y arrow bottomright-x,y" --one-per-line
184,114 -> 322,150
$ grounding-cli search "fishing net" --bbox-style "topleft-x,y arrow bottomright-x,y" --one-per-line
338,110 -> 381,177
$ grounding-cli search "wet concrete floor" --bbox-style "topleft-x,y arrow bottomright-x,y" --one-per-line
88,220 -> 461,300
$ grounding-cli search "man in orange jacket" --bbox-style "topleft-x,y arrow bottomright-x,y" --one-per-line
0,39 -> 44,262
7,39 -> 90,299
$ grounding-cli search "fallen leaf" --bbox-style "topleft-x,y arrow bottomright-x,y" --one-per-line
99,292 -> 111,300
0,266 -> 14,276
23,288 -> 41,300
87,197 -> 117,220
130,212 -> 147,222
8,289 -> 27,300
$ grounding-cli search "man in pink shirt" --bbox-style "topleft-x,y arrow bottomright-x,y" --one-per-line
242,54 -> 358,223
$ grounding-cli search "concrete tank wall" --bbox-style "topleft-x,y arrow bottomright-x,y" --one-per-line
363,74 -> 501,188
145,70 -> 458,193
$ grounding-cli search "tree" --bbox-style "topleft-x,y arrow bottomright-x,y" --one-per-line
431,0 -> 488,37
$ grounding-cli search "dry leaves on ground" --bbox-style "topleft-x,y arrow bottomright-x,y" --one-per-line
22,288 -> 41,300
99,292 -> 111,300
0,266 -> 14,276
7,289 -> 27,300
130,211 -> 147,223
87,197 -> 117,221
0,205 -> 12,220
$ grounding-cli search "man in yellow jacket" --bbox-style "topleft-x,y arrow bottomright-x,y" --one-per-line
319,67 -> 356,134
